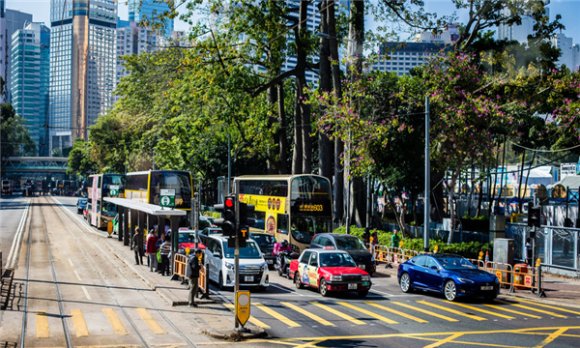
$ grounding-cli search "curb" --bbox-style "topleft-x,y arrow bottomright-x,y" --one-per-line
202,327 -> 267,341
499,292 -> 580,310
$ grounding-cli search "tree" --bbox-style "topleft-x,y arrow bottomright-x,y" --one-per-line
67,139 -> 97,176
1,103 -> 36,160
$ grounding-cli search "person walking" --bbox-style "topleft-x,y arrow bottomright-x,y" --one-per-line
146,229 -> 159,272
159,233 -> 171,276
188,249 -> 203,307
132,227 -> 144,265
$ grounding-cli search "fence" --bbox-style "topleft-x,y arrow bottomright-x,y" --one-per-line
381,222 -> 490,244
173,254 -> 208,295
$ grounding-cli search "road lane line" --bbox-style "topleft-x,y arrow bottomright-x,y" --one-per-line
446,302 -> 515,319
424,332 -> 464,348
281,302 -> 335,326
310,302 -> 365,325
7,199 -> 30,269
255,303 -> 301,328
81,286 -> 92,301
73,270 -> 82,281
337,301 -> 398,325
36,312 -> 50,338
366,302 -> 428,323
483,304 -> 542,319
534,327 -> 568,348
102,308 -> 128,335
513,300 -> 580,316
418,301 -> 486,321
68,258 -> 74,267
223,303 -> 270,329
136,308 -> 165,334
393,302 -> 458,322
71,309 -> 89,337
509,303 -> 567,318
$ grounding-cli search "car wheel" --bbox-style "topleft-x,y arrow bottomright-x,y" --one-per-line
358,290 -> 369,298
319,279 -> 329,297
294,273 -> 303,289
444,280 -> 458,301
400,272 -> 412,293
218,272 -> 225,291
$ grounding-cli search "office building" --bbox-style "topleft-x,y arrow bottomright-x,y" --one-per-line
116,21 -> 161,84
128,0 -> 173,37
551,32 -> 579,71
1,6 -> 33,102
497,0 -> 550,45
372,42 -> 447,76
9,22 -> 50,156
49,0 -> 117,154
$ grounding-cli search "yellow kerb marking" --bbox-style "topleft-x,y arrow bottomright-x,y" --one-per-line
418,301 -> 486,321
136,308 -> 165,334
534,327 -> 568,348
446,302 -> 515,319
393,302 -> 458,322
366,302 -> 428,323
337,301 -> 398,325
255,303 -> 301,328
483,304 -> 542,319
71,309 -> 89,337
223,303 -> 270,329
36,312 -> 50,338
310,302 -> 365,325
281,302 -> 335,326
510,303 -> 567,318
102,308 -> 127,335
424,332 -> 464,348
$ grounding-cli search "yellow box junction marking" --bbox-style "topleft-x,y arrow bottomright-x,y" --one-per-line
136,308 -> 165,334
71,309 -> 89,337
509,303 -> 567,318
393,302 -> 458,322
534,327 -> 568,348
337,301 -> 399,325
255,303 -> 301,328
483,304 -> 542,319
446,302 -> 515,319
424,332 -> 464,348
366,302 -> 428,323
310,302 -> 365,325
35,311 -> 50,338
281,302 -> 335,327
418,301 -> 487,321
224,303 -> 270,329
102,308 -> 128,335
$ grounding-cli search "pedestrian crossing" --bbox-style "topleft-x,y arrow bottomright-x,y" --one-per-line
222,298 -> 580,330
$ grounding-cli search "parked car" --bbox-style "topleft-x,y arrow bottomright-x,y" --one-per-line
76,197 -> 88,214
203,235 -> 269,290
289,249 -> 371,297
398,254 -> 500,301
177,229 -> 206,254
310,233 -> 375,276
249,231 -> 276,268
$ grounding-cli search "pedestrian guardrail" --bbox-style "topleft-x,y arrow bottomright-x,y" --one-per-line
468,258 -> 545,297
173,254 -> 188,278
373,245 -> 419,266
198,265 -> 207,294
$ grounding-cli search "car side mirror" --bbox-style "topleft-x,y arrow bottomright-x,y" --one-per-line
430,265 -> 439,271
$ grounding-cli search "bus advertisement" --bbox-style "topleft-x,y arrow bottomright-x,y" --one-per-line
87,173 -> 125,229
236,175 -> 332,252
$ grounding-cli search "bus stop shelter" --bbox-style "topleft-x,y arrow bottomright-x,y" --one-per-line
104,198 -> 186,272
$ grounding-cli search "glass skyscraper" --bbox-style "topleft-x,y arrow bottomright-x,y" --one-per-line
49,0 -> 117,154
9,23 -> 50,156
128,0 -> 173,37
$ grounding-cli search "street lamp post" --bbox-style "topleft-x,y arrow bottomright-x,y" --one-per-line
424,96 -> 430,252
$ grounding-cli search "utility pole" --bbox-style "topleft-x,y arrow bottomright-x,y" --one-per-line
233,180 -> 240,330
227,133 -> 231,195
424,96 -> 430,252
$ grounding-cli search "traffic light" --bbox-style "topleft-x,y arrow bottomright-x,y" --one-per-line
527,203 -> 541,228
214,195 -> 236,236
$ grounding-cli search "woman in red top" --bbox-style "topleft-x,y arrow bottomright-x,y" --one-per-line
146,229 -> 158,272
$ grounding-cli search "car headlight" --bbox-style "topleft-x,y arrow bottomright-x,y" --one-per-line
261,263 -> 268,271
361,275 -> 370,282
457,277 -> 474,284
330,275 -> 342,281
225,262 -> 234,270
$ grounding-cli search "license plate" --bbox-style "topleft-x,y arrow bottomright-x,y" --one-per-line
348,283 -> 357,290
481,285 -> 493,291
357,264 -> 366,269
267,259 -> 273,264
244,276 -> 254,282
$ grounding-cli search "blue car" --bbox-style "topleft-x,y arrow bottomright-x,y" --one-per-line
398,254 -> 499,301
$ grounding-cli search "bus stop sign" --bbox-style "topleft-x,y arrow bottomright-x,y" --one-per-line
160,189 -> 175,208
109,185 -> 120,197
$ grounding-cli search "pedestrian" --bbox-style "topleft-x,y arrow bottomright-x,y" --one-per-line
188,249 -> 203,307
391,230 -> 400,249
146,229 -> 158,272
132,227 -> 144,265
159,233 -> 171,276
525,237 -> 533,266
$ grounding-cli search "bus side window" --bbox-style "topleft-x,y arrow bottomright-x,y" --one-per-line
277,214 -> 289,234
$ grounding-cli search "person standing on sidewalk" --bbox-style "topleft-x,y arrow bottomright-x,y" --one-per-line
146,229 -> 158,272
188,249 -> 203,307
132,227 -> 144,265
159,233 -> 171,276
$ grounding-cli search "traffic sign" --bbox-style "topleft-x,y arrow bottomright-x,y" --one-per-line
160,189 -> 175,208
236,290 -> 251,326
109,185 -> 120,197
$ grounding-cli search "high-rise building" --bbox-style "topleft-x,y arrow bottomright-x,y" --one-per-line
9,22 -> 50,156
116,21 -> 160,84
128,0 -> 173,38
551,32 -> 579,71
497,0 -> 550,45
1,7 -> 33,102
49,0 -> 117,154
372,42 -> 447,76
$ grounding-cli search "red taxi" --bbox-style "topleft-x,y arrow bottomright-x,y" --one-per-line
177,229 -> 206,253
289,249 -> 372,297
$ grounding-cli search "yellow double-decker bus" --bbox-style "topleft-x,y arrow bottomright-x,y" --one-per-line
235,174 -> 332,252
125,170 -> 194,213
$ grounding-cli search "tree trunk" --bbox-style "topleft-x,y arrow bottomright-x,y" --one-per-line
446,175 -> 457,244
292,96 -> 303,174
277,83 -> 288,173
517,150 -> 526,213
318,0 -> 333,179
267,85 -> 278,173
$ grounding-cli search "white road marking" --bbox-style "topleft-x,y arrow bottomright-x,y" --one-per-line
73,270 -> 82,281
68,258 -> 75,267
370,289 -> 396,297
81,286 -> 92,300
6,199 -> 30,269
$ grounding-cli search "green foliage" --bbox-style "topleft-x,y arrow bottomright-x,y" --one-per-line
0,103 -> 36,160
67,139 -> 97,176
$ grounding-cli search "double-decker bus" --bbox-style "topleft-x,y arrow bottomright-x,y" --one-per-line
125,170 -> 194,212
235,174 -> 332,252
87,173 -> 125,229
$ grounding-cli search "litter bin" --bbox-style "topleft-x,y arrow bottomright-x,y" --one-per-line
513,263 -> 528,289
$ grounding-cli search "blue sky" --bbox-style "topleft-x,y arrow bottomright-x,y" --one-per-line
6,0 -> 580,42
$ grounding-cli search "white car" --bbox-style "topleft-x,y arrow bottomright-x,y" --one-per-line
204,235 -> 269,291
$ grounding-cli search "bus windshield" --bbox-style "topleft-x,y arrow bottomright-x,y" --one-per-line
151,171 -> 192,209
291,215 -> 332,244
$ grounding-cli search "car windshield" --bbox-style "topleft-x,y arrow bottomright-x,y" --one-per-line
438,256 -> 476,270
251,233 -> 276,247
319,253 -> 357,267
334,236 -> 367,251
178,232 -> 197,243
223,241 -> 262,259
